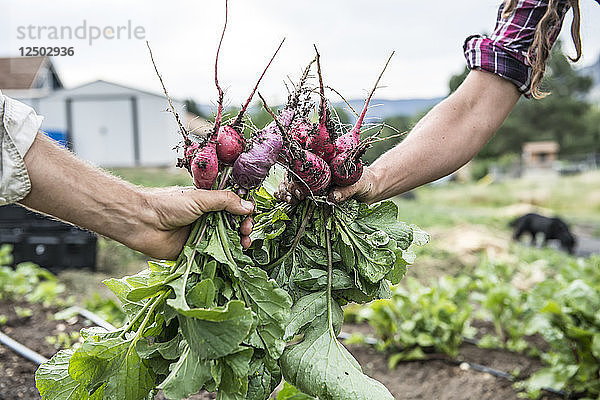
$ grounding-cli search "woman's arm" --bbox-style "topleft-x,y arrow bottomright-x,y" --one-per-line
19,132 -> 254,260
332,70 -> 521,203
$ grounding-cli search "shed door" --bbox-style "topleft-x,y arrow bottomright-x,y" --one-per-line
71,99 -> 134,167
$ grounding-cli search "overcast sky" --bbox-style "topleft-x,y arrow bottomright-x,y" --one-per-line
2,0 -> 600,106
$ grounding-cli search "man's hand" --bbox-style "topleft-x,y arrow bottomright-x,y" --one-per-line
275,167 -> 378,204
142,187 -> 254,260
20,133 -> 254,262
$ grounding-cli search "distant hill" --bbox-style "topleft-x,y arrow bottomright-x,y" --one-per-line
580,54 -> 600,102
193,96 -> 444,121
335,97 -> 444,121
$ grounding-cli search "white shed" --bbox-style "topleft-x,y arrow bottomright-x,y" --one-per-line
30,80 -> 186,167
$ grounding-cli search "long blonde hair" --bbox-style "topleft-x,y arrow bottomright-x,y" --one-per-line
503,0 -> 582,98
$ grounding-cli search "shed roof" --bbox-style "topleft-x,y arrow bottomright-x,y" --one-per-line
0,56 -> 61,90
522,141 -> 559,153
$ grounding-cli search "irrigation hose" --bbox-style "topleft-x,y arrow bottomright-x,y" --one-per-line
0,330 -> 48,365
0,306 -> 115,366
69,306 -> 117,331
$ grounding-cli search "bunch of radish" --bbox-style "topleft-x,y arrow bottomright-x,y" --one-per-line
244,46 -> 396,196
148,0 -> 285,191
149,0 -> 397,200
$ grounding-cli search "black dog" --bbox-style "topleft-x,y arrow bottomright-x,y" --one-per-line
510,213 -> 577,254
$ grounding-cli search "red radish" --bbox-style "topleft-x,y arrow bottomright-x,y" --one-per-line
289,118 -> 313,148
175,140 -> 201,172
191,141 -> 219,189
329,146 -> 365,187
287,145 -> 331,194
258,93 -> 331,195
182,0 -> 231,189
216,38 -> 286,164
306,45 -> 336,163
331,52 -> 394,187
231,55 -> 315,189
231,74 -> 304,190
148,1 -> 232,189
216,125 -> 245,164
274,55 -> 316,137
272,57 -> 317,158
333,52 -> 394,155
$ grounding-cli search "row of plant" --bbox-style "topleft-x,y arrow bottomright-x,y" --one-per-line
0,243 -> 125,337
348,251 -> 600,399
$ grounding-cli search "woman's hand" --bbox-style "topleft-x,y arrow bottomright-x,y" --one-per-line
275,167 -> 379,204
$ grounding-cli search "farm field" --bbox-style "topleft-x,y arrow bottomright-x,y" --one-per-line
1,167 -> 599,399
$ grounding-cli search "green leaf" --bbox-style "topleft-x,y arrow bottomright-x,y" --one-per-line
200,259 -> 218,280
298,245 -> 340,268
177,300 -> 254,359
293,269 -> 327,290
103,277 -> 146,318
239,267 -> 292,358
334,216 -> 396,283
69,336 -> 155,400
284,291 -> 327,341
205,224 -> 232,269
335,232 -> 355,269
187,278 -> 216,308
388,347 -> 426,369
103,349 -> 155,399
276,382 -> 315,400
35,349 -> 104,400
136,335 -> 181,360
385,250 -> 409,285
356,201 -> 413,249
159,342 -> 212,400
520,365 -> 578,393
224,347 -> 254,378
280,315 -> 394,400
266,221 -> 287,240
592,334 -> 600,358
216,360 -> 248,400
247,354 -> 282,400
126,276 -> 177,302
294,269 -> 353,292
166,276 -> 190,312
147,260 -> 174,274
409,224 -> 429,246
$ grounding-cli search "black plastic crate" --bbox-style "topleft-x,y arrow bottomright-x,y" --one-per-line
0,204 -> 97,273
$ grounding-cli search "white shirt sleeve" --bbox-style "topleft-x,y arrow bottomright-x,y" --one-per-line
0,89 -> 44,205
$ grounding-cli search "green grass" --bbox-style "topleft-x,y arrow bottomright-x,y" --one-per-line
108,167 -> 192,188
394,171 -> 600,230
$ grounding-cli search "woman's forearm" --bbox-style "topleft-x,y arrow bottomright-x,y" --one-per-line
367,70 -> 520,203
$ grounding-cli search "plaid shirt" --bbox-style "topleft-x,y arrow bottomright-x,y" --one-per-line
464,0 -> 571,97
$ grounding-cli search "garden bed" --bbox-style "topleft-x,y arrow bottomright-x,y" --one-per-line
1,300 -> 563,400
0,300 -> 89,399
342,323 -> 562,400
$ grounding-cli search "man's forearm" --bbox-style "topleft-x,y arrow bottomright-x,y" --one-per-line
367,71 -> 520,202
19,133 -> 155,251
